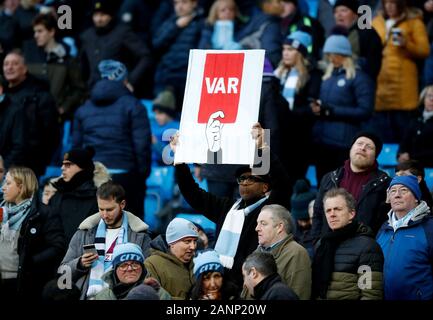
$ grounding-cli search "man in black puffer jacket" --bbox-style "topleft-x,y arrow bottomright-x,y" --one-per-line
312,188 -> 384,300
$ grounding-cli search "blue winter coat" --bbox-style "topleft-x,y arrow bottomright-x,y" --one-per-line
235,12 -> 282,67
312,68 -> 374,149
376,202 -> 433,300
153,12 -> 204,87
72,79 -> 151,176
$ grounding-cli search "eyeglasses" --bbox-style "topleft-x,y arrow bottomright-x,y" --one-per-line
388,187 -> 411,197
118,262 -> 141,271
237,175 -> 265,185
62,162 -> 75,168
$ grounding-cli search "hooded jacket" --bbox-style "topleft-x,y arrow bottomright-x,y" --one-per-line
60,211 -> 151,300
72,79 -> 151,176
144,235 -> 195,300
377,201 -> 433,300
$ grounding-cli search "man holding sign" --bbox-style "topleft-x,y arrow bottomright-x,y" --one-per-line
170,123 -> 291,289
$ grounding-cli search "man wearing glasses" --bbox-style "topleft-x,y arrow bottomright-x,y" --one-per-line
170,123 -> 292,290
376,175 -> 433,300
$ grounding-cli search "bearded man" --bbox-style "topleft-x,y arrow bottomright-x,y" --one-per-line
311,132 -> 391,239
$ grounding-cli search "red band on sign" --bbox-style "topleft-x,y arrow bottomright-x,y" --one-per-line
197,53 -> 245,123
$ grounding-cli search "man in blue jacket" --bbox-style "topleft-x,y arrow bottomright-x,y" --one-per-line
377,175 -> 433,300
72,60 -> 151,220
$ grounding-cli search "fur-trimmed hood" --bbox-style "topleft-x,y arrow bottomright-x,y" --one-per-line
78,211 -> 149,232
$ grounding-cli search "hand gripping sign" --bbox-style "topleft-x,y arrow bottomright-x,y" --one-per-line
174,50 -> 265,165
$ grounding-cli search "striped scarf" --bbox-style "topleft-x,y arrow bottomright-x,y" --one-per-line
281,68 -> 299,110
0,198 -> 33,242
86,214 -> 129,299
214,196 -> 268,269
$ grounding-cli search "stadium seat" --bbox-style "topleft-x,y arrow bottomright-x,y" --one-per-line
141,99 -> 155,121
306,165 -> 317,188
377,144 -> 399,167
146,166 -> 175,202
61,120 -> 72,155
144,191 -> 161,232
424,168 -> 433,191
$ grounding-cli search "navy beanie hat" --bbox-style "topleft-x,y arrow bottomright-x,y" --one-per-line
388,175 -> 422,201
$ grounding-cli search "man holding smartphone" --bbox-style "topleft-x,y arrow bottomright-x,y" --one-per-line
60,181 -> 151,300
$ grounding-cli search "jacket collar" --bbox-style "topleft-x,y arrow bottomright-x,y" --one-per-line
78,211 -> 149,232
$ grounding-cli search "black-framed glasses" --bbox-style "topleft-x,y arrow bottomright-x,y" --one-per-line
237,175 -> 265,185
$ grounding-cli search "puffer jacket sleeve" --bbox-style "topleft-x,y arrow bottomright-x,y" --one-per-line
325,71 -> 375,122
404,18 -> 430,60
358,238 -> 384,300
152,16 -> 181,51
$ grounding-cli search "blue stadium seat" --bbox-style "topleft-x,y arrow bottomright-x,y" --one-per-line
39,166 -> 62,184
144,166 -> 175,232
146,166 -> 175,202
424,168 -> 433,191
62,120 -> 72,155
141,99 -> 155,121
144,191 -> 161,232
306,165 -> 317,188
377,144 -> 399,167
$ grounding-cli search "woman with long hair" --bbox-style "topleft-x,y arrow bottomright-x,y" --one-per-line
311,30 -> 375,182
274,30 -> 322,180
198,0 -> 243,50
0,166 -> 64,300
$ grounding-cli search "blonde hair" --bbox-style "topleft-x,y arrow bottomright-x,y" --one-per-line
93,161 -> 111,187
207,0 -> 239,25
419,85 -> 433,106
8,167 -> 38,201
323,55 -> 356,81
275,49 -> 310,92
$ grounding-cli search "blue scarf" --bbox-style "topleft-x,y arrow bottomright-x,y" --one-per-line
0,198 -> 33,242
86,213 -> 129,299
215,196 -> 268,269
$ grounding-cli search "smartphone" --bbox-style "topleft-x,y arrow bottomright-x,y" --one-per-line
83,244 -> 98,255
392,28 -> 402,46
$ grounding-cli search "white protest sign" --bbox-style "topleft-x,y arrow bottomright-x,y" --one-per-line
174,49 -> 265,165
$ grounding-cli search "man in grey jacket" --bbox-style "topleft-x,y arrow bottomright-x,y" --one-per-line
60,181 -> 151,300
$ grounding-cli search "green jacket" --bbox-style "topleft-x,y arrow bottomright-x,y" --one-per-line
264,235 -> 312,300
144,235 -> 195,300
